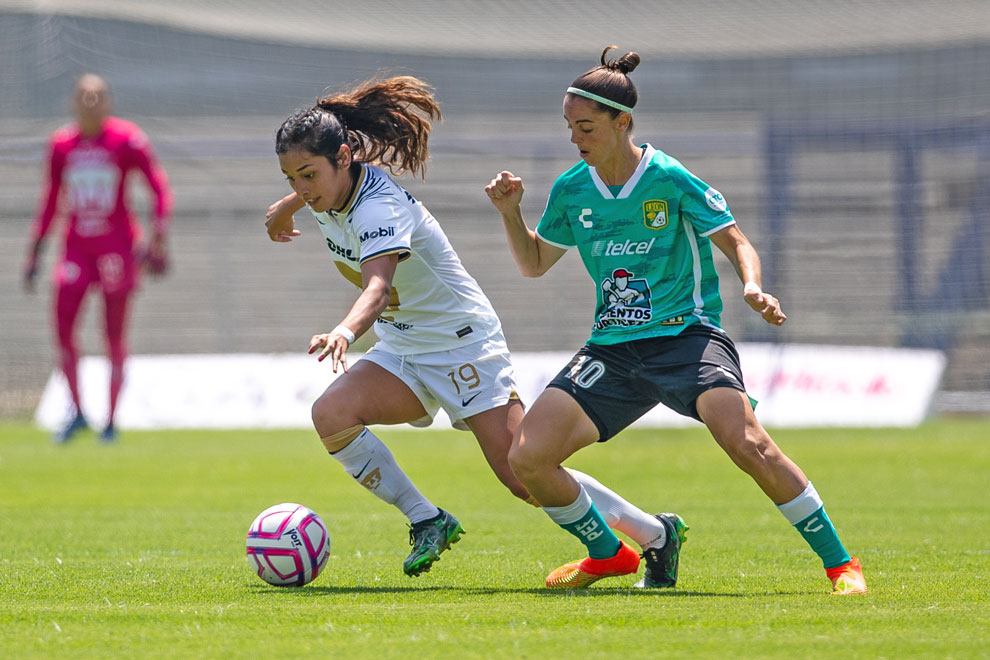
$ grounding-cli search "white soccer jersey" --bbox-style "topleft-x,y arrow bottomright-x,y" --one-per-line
307,163 -> 502,355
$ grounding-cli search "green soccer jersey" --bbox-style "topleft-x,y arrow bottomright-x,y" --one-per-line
536,144 -> 736,345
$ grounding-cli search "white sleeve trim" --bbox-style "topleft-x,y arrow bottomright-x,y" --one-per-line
699,217 -> 736,237
534,227 -> 574,250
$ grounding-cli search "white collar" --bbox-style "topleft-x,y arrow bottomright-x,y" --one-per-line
588,144 -> 655,200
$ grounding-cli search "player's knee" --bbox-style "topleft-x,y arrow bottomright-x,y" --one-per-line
507,437 -> 545,482
311,392 -> 358,439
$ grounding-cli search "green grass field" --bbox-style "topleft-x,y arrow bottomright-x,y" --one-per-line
1,419 -> 988,659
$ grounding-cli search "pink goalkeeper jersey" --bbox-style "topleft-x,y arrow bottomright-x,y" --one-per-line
31,116 -> 172,248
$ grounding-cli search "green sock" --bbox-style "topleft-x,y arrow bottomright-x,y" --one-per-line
777,482 -> 851,569
543,487 -> 622,559
795,506 -> 850,569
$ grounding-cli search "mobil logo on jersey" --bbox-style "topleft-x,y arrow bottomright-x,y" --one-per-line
358,226 -> 396,243
643,199 -> 668,229
594,267 -> 653,329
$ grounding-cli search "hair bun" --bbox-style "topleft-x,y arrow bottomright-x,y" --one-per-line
600,46 -> 640,75
616,52 -> 640,75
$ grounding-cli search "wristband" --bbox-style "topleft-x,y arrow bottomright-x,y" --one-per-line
743,281 -> 762,296
331,324 -> 356,345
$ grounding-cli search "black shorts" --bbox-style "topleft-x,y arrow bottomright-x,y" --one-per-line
546,324 -> 747,442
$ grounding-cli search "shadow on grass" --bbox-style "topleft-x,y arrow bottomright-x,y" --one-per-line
246,584 -> 793,597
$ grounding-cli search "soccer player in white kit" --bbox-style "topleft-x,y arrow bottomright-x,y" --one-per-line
265,76 -> 668,579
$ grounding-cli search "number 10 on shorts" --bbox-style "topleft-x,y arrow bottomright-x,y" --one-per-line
567,356 -> 606,389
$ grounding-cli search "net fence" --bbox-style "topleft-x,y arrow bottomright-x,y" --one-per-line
2,1 -> 989,417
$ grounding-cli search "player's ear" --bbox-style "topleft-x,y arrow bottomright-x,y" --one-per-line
337,144 -> 352,168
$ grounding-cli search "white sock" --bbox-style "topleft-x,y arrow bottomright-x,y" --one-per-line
567,468 -> 667,549
541,484 -> 594,525
329,428 -> 440,524
775,481 -> 823,525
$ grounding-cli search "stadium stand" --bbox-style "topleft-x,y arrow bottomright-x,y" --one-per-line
2,2 -> 988,417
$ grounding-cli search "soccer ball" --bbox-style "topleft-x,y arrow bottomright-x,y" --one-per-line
245,503 -> 330,587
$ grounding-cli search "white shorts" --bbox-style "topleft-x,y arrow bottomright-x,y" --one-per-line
358,335 -> 519,431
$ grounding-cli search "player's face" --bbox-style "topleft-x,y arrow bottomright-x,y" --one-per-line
279,146 -> 353,213
73,75 -> 111,131
563,95 -> 627,167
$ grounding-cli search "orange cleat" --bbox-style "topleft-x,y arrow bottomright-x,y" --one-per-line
545,540 -> 641,589
826,556 -> 868,595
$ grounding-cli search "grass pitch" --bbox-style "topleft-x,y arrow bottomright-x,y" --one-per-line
1,419 -> 988,659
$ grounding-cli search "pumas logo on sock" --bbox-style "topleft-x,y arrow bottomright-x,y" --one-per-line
360,467 -> 382,492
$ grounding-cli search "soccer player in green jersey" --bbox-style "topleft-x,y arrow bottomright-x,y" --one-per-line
485,47 -> 867,595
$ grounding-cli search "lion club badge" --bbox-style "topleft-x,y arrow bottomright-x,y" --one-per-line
643,199 -> 668,229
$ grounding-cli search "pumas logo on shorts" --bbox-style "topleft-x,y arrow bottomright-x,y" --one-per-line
595,268 -> 653,329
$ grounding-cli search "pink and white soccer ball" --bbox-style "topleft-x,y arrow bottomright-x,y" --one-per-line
245,503 -> 330,587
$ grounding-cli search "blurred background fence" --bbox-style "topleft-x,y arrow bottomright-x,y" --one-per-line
1,1 -> 989,419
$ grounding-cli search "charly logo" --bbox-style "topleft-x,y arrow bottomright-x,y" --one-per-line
704,187 -> 727,212
643,199 -> 668,229
595,268 -> 652,329
358,226 -> 396,242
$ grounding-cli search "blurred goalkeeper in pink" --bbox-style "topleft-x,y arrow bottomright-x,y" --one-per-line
23,74 -> 173,443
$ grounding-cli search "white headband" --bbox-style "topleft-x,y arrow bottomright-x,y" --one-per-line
566,86 -> 634,114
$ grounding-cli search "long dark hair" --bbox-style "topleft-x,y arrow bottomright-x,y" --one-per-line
275,76 -> 442,178
568,46 -> 641,120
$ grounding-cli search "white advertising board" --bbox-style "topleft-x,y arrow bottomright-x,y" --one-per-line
35,344 -> 945,431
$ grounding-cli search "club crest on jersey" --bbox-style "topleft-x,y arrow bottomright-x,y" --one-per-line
643,199 -> 668,229
595,268 -> 653,329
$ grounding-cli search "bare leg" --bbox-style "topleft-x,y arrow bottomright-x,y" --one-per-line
696,387 -> 807,504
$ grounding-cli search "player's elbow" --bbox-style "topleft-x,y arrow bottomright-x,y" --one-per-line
518,265 -> 545,278
517,259 -> 551,278
373,284 -> 392,310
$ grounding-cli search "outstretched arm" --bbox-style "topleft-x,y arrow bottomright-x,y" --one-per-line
484,171 -> 566,277
308,253 -> 398,373
709,224 -> 786,326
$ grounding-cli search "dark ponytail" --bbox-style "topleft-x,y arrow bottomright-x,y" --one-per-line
276,76 -> 442,178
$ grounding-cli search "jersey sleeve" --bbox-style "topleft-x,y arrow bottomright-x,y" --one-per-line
30,133 -> 66,243
534,176 -> 576,248
351,194 -> 413,263
126,125 -> 173,234
676,168 -> 735,237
